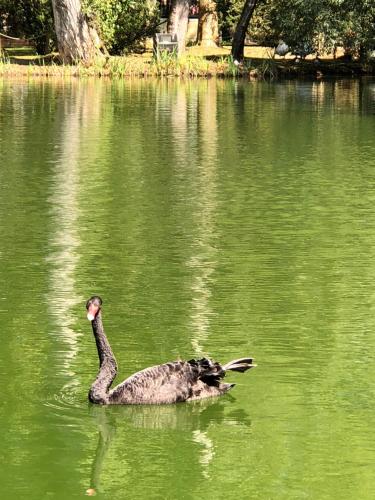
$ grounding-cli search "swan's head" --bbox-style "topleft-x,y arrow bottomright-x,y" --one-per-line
86,296 -> 102,321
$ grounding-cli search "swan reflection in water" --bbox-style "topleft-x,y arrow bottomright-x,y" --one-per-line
86,397 -> 251,495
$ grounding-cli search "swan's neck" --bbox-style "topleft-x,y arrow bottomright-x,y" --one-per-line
89,311 -> 117,404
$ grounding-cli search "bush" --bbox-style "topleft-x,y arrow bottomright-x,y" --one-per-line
82,0 -> 160,54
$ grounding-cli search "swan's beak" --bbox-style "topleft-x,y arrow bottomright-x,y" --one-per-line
86,303 -> 99,321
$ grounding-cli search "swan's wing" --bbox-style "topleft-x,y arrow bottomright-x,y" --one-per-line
108,361 -> 199,404
108,358 -> 229,404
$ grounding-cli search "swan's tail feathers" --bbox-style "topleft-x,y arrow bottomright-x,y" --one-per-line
223,357 -> 256,373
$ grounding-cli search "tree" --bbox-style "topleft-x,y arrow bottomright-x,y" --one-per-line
198,0 -> 219,47
336,0 -> 375,59
51,0 -> 105,63
167,0 -> 190,55
0,0 -> 55,54
231,0 -> 258,61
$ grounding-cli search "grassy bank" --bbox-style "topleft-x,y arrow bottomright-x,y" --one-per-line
0,52 -> 238,78
1,46 -> 374,79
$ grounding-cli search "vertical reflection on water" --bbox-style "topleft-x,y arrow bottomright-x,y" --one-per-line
86,398 -> 237,495
46,82 -> 86,377
87,407 -> 117,496
192,429 -> 215,479
179,81 -> 219,479
170,79 -> 188,153
187,81 -> 218,358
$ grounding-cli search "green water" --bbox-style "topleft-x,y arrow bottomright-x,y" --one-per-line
1,77 -> 375,499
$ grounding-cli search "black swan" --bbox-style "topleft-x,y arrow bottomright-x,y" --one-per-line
86,296 -> 256,405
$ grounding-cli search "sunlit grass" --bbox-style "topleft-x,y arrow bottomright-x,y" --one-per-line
0,51 -> 242,78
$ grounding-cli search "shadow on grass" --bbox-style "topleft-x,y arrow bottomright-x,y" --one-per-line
2,46 -> 375,77
2,47 -> 60,65
205,53 -> 375,77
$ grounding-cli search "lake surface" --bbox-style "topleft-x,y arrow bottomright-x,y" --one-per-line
1,76 -> 375,499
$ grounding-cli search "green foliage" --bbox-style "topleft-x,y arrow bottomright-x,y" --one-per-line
1,0 -> 374,61
218,0 -> 375,58
225,55 -> 240,76
82,0 -> 160,54
0,0 -> 160,56
0,0 -> 55,54
258,0 -> 330,50
263,0 -> 375,56
216,0 -> 243,41
336,0 -> 375,56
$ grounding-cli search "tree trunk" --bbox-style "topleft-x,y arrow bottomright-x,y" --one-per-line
167,0 -> 190,55
198,0 -> 219,47
231,0 -> 258,61
51,0 -> 105,64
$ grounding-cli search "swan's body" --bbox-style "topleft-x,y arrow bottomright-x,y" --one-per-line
86,296 -> 255,405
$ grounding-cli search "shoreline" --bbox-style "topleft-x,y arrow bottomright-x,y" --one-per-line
1,46 -> 374,79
